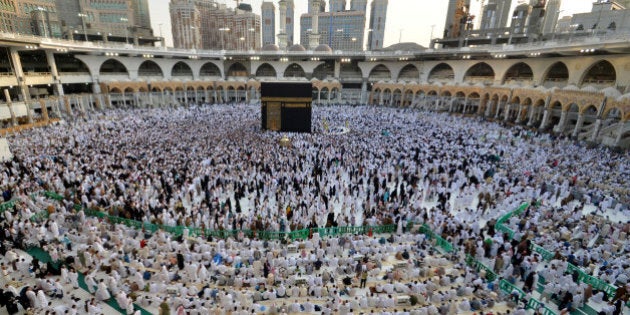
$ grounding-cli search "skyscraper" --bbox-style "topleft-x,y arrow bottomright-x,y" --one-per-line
541,0 -> 561,34
261,1 -> 275,45
171,0 -> 261,51
300,11 -> 365,51
443,0 -> 470,38
350,0 -> 368,12
367,0 -> 387,50
480,0 -> 513,30
170,0 -> 201,49
52,0 -> 154,43
132,0 -> 152,29
510,2 -> 530,34
329,0 -> 347,12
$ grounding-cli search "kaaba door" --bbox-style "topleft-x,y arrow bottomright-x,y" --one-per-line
266,102 -> 282,131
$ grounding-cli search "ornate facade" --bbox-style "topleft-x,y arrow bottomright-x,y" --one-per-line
0,32 -> 629,148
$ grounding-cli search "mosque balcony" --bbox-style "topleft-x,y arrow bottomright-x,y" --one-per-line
543,78 -> 568,89
0,72 -> 18,87
138,75 -> 166,82
464,76 -> 494,85
5,31 -> 630,65
58,72 -> 91,84
23,72 -> 53,86
98,74 -> 129,82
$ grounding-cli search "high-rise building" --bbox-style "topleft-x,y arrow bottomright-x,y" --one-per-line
571,0 -> 630,33
51,0 -> 154,44
300,10 -> 365,51
261,1 -> 275,45
480,0 -> 513,30
170,0 -> 201,49
443,0 -> 472,38
351,0 -> 368,12
0,0 -> 61,38
286,0 -> 295,45
367,0 -> 387,50
329,0 -> 346,12
171,0 -> 261,51
541,0 -> 561,34
510,2 -> 531,34
527,0 -> 548,36
132,0 -> 152,29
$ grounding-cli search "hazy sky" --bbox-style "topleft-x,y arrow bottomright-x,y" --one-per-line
149,0 -> 596,48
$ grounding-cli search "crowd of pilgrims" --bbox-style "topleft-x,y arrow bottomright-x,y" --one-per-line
0,104 -> 628,315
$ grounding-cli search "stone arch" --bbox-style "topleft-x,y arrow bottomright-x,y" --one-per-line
398,64 -> 419,82
511,96 -> 521,104
466,92 -> 481,114
382,88 -> 392,105
227,62 -> 248,78
428,63 -> 455,82
331,87 -> 340,100
340,62 -> 362,80
392,88 -> 402,106
171,61 -> 193,79
284,63 -> 306,78
368,64 -> 392,82
580,60 -> 616,88
321,87 -> 330,101
544,101 -> 563,129
99,59 -> 128,75
256,63 -> 277,77
602,105 -> 624,122
464,62 -> 495,83
55,54 -> 91,75
138,60 -> 163,77
478,92 -> 491,114
503,62 -> 533,84
313,62 -> 334,80
200,62 -> 221,78
543,61 -> 569,86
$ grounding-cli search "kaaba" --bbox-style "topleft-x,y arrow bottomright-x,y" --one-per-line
261,82 -> 312,133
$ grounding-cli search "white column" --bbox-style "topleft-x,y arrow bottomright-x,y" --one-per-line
3,89 -> 17,126
527,106 -> 536,126
589,119 -> 602,142
553,111 -> 567,133
360,79 -> 368,104
45,51 -> 64,97
9,48 -> 30,102
572,114 -> 585,138
494,102 -> 502,119
539,110 -> 550,129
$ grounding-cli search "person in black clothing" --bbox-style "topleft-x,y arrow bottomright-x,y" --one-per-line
176,251 -> 184,270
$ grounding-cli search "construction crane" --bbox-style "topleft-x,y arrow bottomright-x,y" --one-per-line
451,0 -> 468,38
